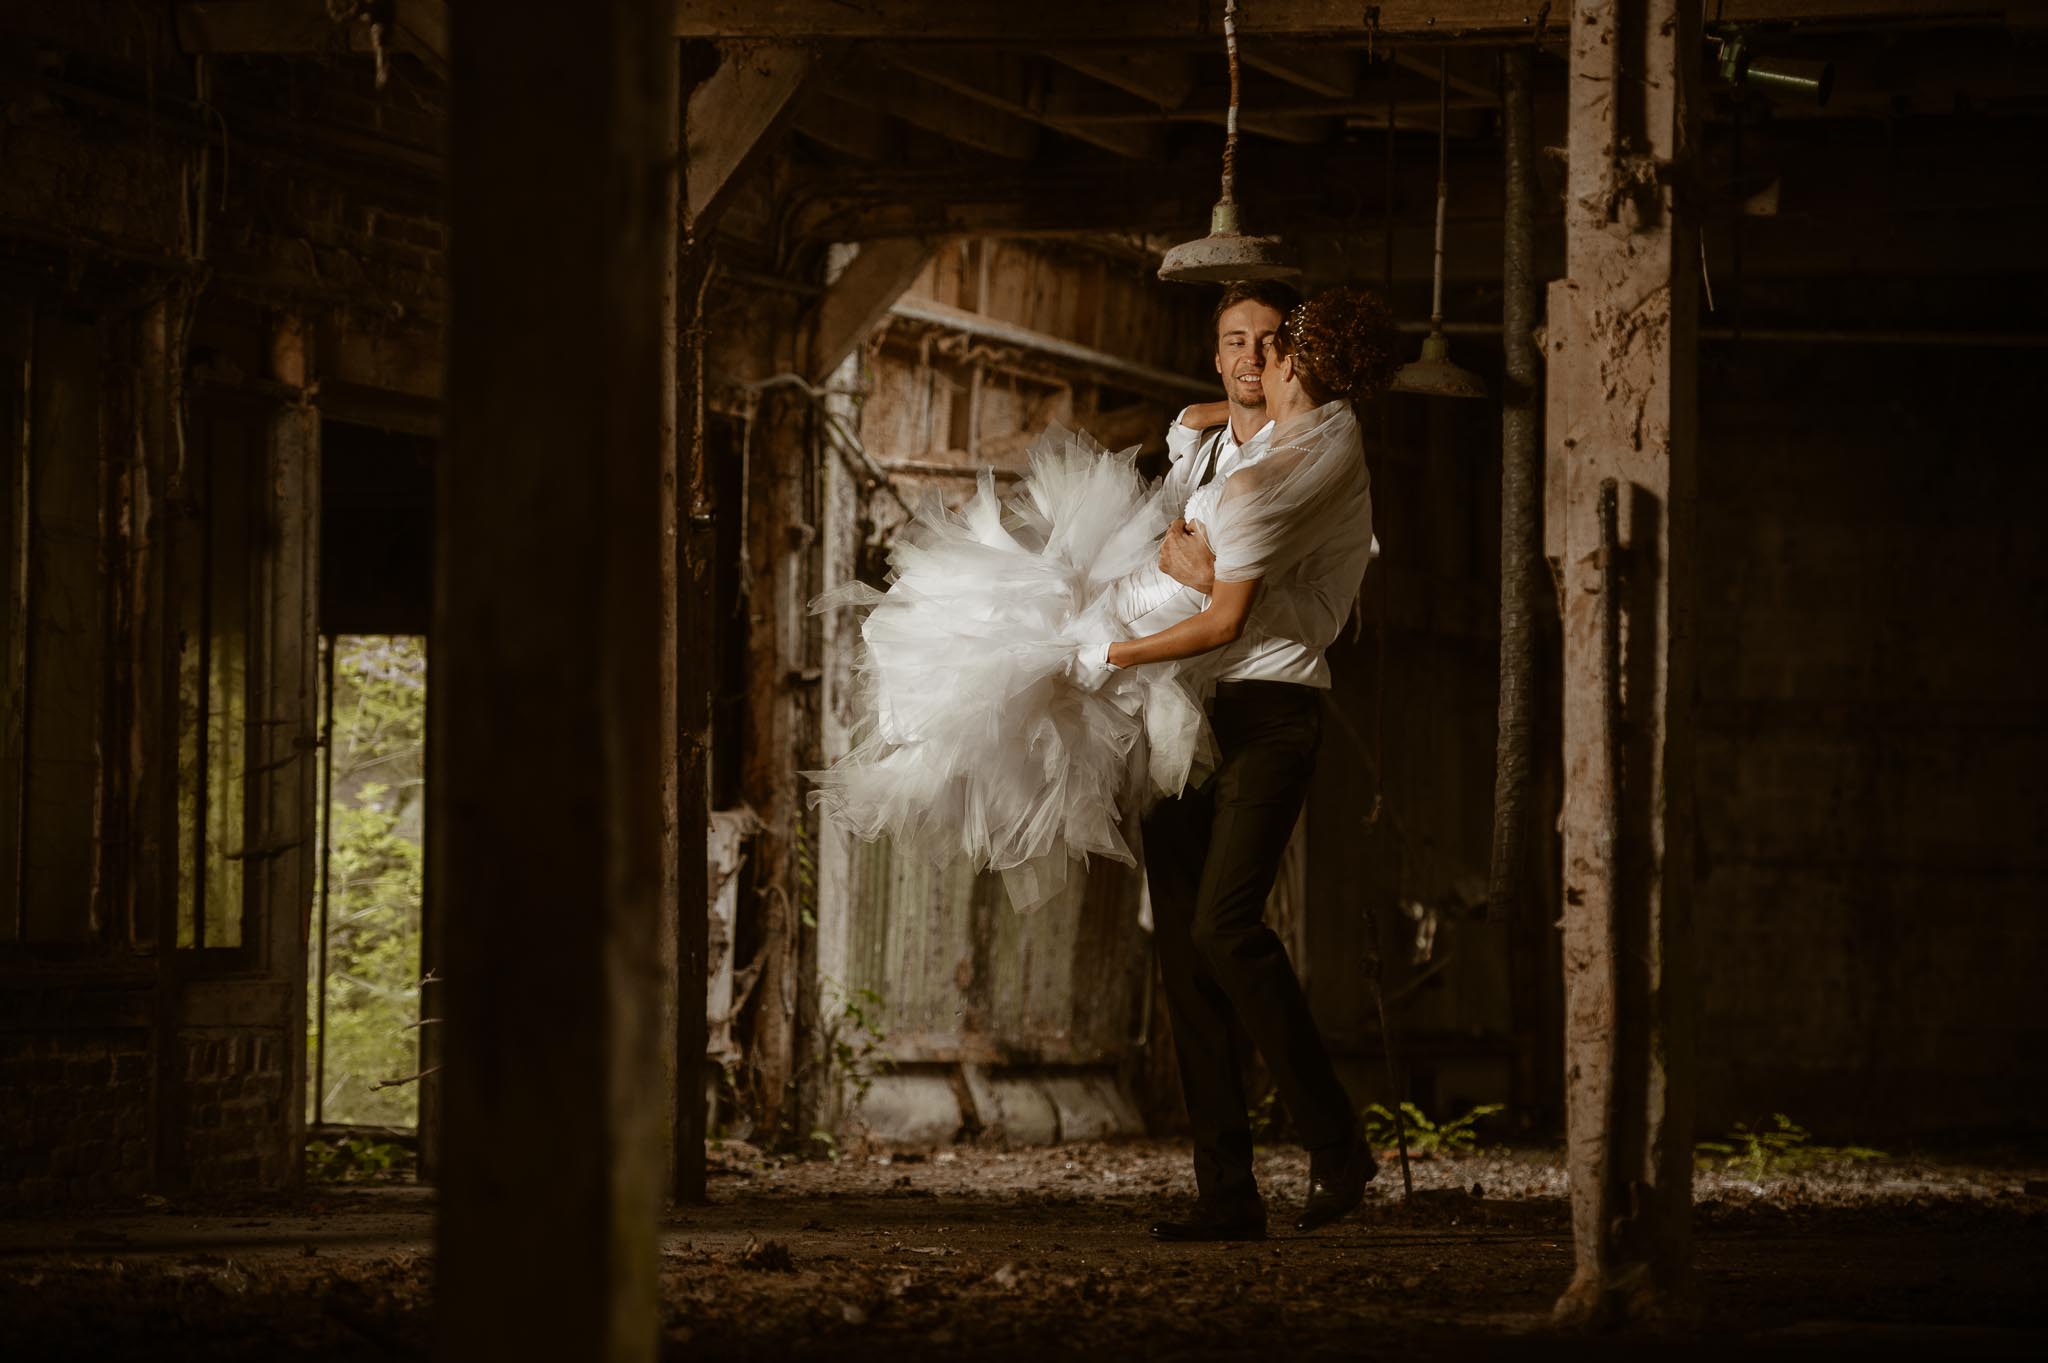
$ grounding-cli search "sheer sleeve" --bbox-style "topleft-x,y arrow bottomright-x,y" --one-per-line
1206,401 -> 1368,584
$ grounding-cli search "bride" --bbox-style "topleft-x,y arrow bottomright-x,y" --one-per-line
809,286 -> 1398,909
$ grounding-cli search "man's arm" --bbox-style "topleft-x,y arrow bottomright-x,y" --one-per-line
1158,519 -> 1216,595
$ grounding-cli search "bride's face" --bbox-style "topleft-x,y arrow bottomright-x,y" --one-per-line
1258,336 -> 1303,406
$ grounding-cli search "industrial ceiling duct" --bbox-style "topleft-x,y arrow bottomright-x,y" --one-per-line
1390,52 -> 1488,400
1157,0 -> 1300,284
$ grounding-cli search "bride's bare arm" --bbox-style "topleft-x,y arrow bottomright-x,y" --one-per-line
1105,578 -> 1259,668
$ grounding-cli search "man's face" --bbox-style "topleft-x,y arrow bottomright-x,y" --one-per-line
1214,299 -> 1284,409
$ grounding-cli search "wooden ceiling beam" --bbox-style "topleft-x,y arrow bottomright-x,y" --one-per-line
887,49 -> 1166,159
1392,50 -> 1499,103
1245,43 -> 1358,99
685,44 -> 815,228
675,1 -> 2043,41
789,90 -> 898,162
1050,50 -> 1201,108
1042,87 -> 1487,139
174,0 -> 448,65
807,238 -> 940,383
826,72 -> 1041,161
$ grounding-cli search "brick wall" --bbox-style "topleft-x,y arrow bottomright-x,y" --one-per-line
1694,343 -> 2048,1141
0,1025 -> 153,1208
177,1029 -> 294,1193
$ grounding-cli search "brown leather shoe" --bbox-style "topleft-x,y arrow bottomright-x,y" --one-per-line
1295,1141 -> 1377,1232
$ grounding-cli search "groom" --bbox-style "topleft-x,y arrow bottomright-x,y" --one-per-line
1143,280 -> 1377,1240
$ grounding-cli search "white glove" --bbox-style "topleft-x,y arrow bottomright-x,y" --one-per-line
1064,640 -> 1118,693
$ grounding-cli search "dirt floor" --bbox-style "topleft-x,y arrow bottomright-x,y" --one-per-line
2,1140 -> 2043,1362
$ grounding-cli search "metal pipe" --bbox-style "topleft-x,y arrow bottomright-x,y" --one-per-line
1410,320 -> 2048,348
313,634 -> 336,1126
1220,0 -> 1241,208
1489,47 -> 1539,931
886,296 -> 1219,399
1429,53 -> 1449,329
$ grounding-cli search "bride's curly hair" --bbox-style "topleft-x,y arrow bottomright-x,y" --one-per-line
1272,286 -> 1401,405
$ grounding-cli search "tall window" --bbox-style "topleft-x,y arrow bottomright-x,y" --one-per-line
175,404 -> 264,950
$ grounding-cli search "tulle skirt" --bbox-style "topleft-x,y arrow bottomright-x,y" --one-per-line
807,428 -> 1213,911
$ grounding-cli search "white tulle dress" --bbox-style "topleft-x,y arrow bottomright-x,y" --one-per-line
808,403 -> 1367,911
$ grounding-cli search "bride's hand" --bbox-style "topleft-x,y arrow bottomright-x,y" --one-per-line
1063,641 -> 1118,692
1178,400 -> 1231,432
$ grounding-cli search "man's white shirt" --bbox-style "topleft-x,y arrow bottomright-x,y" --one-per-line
1161,407 -> 1376,689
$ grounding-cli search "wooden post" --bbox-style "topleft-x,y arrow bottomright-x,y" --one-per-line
435,4 -> 669,1359
671,243 -> 713,1202
739,382 -> 812,1141
1545,0 -> 1701,1330
669,41 -> 712,1207
263,309 -> 319,1190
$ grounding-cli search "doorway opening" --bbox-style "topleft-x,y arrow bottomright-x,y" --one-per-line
307,634 -> 428,1146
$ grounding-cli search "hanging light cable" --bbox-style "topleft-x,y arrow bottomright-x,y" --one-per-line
1157,0 -> 1299,283
1390,51 -> 1488,399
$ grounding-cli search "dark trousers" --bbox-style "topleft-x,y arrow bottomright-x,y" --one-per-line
1143,679 -> 1354,1204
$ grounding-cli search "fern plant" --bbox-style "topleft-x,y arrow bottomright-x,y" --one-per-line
1361,1102 -> 1504,1157
1695,1113 -> 1884,1177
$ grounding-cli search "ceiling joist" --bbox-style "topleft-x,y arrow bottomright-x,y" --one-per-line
826,71 -> 1041,160
686,45 -> 814,228
887,49 -> 1167,160
674,0 -> 2043,41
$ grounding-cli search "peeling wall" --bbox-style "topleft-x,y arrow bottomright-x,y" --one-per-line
0,10 -> 447,1203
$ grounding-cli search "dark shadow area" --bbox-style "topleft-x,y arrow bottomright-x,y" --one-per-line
2,1142 -> 2040,1362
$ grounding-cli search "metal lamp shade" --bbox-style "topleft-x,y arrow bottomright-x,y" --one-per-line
1156,201 -> 1299,284
1390,328 -> 1489,400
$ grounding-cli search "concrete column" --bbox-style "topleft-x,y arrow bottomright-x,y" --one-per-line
434,3 -> 670,1359
1544,0 -> 1701,1329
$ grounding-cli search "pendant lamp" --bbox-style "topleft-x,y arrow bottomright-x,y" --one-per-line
1157,0 -> 1299,283
1391,52 -> 1488,399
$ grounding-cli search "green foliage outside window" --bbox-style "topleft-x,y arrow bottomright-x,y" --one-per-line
308,636 -> 427,1129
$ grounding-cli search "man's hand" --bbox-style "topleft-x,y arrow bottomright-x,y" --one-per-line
1159,518 -> 1217,594
1178,400 -> 1231,432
